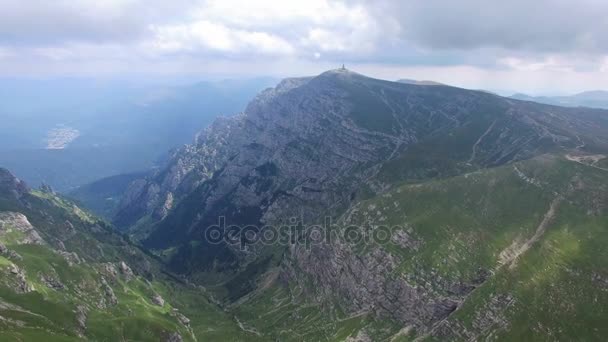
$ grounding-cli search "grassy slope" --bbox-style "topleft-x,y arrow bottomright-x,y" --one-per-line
230,279 -> 400,342
222,153 -> 608,341
0,190 -> 257,341
432,157 -> 608,341
127,152 -> 607,341
1,160 -> 603,340
335,154 -> 608,340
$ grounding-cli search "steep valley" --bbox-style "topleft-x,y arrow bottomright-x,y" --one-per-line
2,69 -> 608,341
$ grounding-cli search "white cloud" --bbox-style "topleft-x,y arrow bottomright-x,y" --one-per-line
0,47 -> 12,59
498,57 -> 574,72
192,0 -> 369,29
147,0 -> 385,58
32,47 -> 76,61
350,63 -> 608,95
300,24 -> 378,54
384,0 -> 608,53
601,57 -> 608,73
0,0 -> 151,44
150,21 -> 295,56
0,0 -> 607,94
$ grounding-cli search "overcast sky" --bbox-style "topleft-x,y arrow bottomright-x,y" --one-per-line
2,0 -> 608,94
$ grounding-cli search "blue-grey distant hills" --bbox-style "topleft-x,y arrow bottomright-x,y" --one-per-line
397,78 -> 445,86
510,90 -> 608,109
0,77 -> 276,191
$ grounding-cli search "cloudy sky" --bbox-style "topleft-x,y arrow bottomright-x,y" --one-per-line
2,0 -> 608,94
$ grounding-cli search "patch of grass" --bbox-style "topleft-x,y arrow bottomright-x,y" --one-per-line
0,255 -> 11,266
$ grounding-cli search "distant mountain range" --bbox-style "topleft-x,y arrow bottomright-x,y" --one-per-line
397,79 -> 608,110
397,78 -> 445,86
510,90 -> 608,109
0,78 -> 276,191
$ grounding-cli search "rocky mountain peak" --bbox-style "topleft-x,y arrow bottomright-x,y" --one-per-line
312,67 -> 369,84
0,167 -> 29,198
319,67 -> 358,76
115,69 -> 608,234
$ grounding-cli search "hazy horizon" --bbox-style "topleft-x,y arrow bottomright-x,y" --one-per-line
2,1 -> 608,95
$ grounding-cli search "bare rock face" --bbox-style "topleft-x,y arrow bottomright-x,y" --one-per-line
292,237 -> 458,331
170,309 -> 191,327
118,261 -> 134,282
39,183 -> 55,195
0,212 -> 44,245
55,220 -> 76,240
346,330 -> 372,342
99,277 -> 118,307
0,168 -> 29,200
430,294 -> 515,340
8,264 -> 34,293
117,69 -> 608,249
0,242 -> 22,260
112,69 -> 608,334
74,305 -> 88,337
118,72 -> 410,254
151,294 -> 165,306
163,332 -> 183,342
390,227 -> 421,250
114,115 -> 245,228
99,261 -> 134,283
58,250 -> 82,266
39,272 -> 65,290
155,192 -> 174,220
100,263 -> 119,280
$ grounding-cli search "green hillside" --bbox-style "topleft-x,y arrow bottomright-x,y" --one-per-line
0,170 -> 258,341
327,153 -> 608,340
4,70 -> 608,341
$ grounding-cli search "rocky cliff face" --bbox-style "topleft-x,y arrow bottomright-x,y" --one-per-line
112,69 -> 608,339
117,68 -> 608,246
0,168 -> 29,199
0,211 -> 44,245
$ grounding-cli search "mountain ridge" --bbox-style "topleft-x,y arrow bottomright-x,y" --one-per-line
0,168 -> 263,341
108,69 -> 608,339
510,90 -> 608,109
115,69 -> 608,233
2,68 -> 608,340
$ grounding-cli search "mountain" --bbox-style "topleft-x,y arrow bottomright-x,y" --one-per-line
108,69 -> 608,340
68,172 -> 149,220
397,78 -> 444,86
510,90 -> 608,109
0,78 -> 275,191
0,167 -> 260,341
